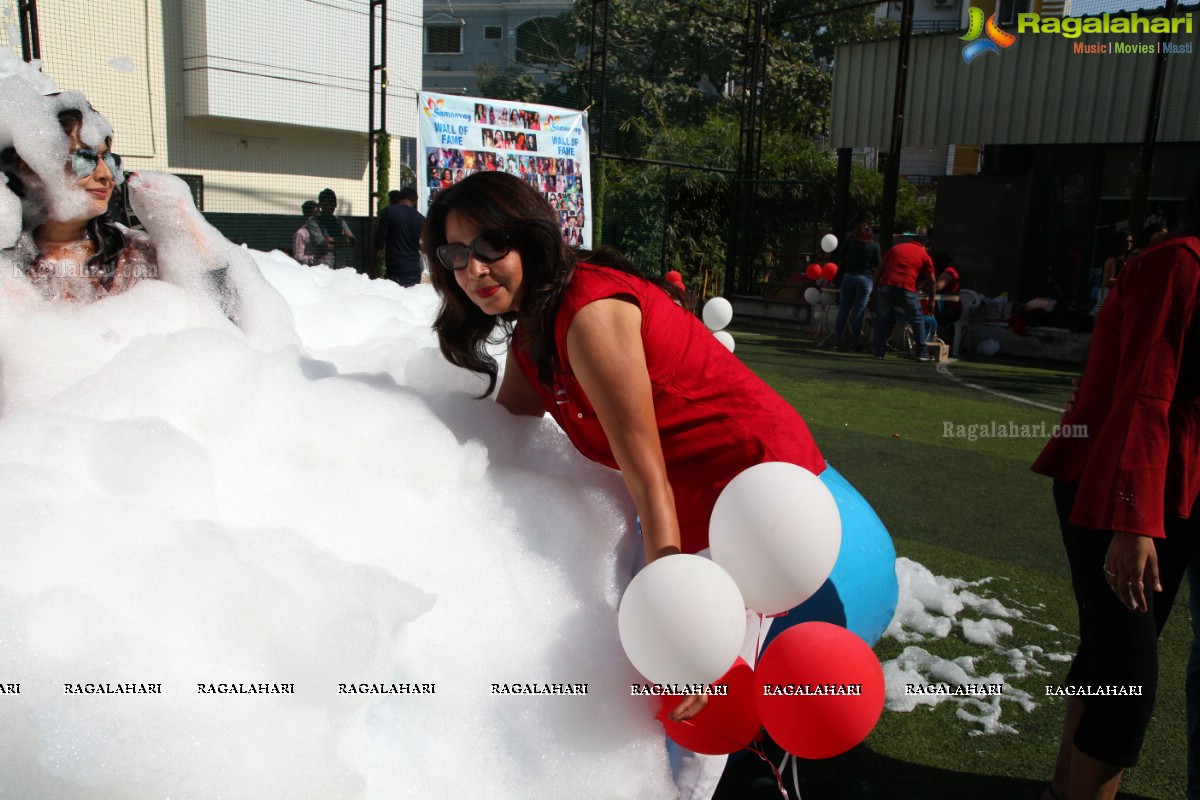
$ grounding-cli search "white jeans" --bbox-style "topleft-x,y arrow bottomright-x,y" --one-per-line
669,608 -> 772,800
631,545 -> 773,800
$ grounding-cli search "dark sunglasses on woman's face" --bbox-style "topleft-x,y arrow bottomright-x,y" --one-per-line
69,148 -> 125,186
436,230 -> 512,271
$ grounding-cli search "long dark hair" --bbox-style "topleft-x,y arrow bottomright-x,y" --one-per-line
424,172 -> 687,396
424,171 -> 575,395
0,106 -> 126,281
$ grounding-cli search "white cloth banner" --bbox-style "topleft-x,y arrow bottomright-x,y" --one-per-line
417,91 -> 592,249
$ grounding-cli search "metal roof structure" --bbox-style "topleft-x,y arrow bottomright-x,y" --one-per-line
831,19 -> 1200,149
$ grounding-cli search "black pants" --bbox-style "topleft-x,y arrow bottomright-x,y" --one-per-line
387,270 -> 421,287
1055,481 -> 1197,766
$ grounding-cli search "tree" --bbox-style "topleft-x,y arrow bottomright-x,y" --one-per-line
475,62 -> 546,104
539,0 -> 908,289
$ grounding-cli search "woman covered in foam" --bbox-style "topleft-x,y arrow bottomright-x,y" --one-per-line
0,56 -> 239,318
1,100 -> 152,302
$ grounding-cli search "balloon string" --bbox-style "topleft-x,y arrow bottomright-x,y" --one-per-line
747,739 -> 790,799
789,751 -> 803,800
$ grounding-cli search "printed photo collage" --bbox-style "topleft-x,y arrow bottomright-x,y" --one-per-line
426,146 -> 588,248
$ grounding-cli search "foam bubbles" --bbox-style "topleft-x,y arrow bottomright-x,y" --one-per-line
0,251 -> 674,797
881,558 -> 1045,735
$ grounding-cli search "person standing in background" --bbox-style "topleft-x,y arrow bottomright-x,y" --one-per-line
831,216 -> 881,352
292,200 -> 331,266
1032,174 -> 1199,800
317,188 -> 355,269
873,236 -> 935,361
372,187 -> 424,287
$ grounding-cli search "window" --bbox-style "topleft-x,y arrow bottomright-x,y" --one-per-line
427,25 -> 462,54
484,26 -> 502,40
174,174 -> 204,211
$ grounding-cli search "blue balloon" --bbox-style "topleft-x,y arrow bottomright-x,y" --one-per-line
760,463 -> 898,648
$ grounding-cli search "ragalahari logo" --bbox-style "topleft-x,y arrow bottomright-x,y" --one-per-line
422,97 -> 444,117
960,6 -> 1017,63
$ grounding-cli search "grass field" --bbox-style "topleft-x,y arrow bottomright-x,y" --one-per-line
713,326 -> 1192,800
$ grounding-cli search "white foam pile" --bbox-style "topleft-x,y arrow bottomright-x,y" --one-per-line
881,557 -> 1073,735
0,250 -> 675,797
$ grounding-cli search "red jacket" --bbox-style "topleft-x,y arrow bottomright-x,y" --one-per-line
879,242 -> 935,292
514,263 -> 826,554
1031,235 -> 1200,537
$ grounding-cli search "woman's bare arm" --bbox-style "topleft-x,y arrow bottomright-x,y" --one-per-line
495,347 -> 547,417
566,297 -> 681,564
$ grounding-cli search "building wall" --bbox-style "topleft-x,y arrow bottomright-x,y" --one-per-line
422,0 -> 573,97
3,0 -> 422,218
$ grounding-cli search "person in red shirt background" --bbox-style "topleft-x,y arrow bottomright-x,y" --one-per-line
1032,173 -> 1200,800
873,236 -> 936,361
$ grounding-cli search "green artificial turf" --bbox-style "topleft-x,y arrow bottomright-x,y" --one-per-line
715,325 -> 1192,800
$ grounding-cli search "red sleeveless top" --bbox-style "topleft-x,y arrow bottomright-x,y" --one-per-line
513,262 -> 826,553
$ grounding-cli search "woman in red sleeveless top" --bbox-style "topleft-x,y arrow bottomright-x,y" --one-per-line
424,172 -> 827,799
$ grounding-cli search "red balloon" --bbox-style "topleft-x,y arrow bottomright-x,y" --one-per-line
822,263 -> 838,281
657,657 -> 761,755
666,270 -> 683,283
805,264 -> 822,281
755,622 -> 884,759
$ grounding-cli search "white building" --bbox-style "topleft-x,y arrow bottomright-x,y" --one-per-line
423,0 -> 575,97
1,0 -> 421,233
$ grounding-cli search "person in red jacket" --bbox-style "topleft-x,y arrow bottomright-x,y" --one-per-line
873,236 -> 936,361
424,171 -> 827,800
1032,176 -> 1200,800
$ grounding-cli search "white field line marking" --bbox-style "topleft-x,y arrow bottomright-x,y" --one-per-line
936,362 -> 1067,414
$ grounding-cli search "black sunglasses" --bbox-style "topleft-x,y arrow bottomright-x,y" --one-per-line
436,230 -> 512,271
69,148 -> 124,185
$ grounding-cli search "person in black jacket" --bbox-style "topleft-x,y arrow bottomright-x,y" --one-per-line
373,187 -> 425,286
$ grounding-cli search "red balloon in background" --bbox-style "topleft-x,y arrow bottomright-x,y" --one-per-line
755,622 -> 885,759
822,263 -> 838,281
666,270 -> 683,283
805,264 -> 822,281
657,657 -> 761,756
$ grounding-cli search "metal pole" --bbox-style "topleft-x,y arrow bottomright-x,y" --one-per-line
17,0 -> 40,62
368,0 -> 377,245
880,0 -> 914,250
1128,0 -> 1177,236
661,165 -> 672,276
367,0 -> 390,272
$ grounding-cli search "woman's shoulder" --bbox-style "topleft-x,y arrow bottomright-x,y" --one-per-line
567,261 -> 649,301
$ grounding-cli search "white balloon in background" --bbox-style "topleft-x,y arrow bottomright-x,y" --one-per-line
803,287 -> 821,305
702,297 -> 734,331
713,330 -> 735,352
820,234 -> 839,253
617,554 -> 747,686
709,462 -> 842,615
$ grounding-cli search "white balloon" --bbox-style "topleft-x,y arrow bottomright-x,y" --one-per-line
713,330 -> 735,352
820,234 -> 839,253
709,462 -> 842,615
702,297 -> 734,331
617,554 -> 747,686
803,287 -> 821,305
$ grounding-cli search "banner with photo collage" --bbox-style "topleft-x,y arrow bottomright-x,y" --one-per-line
417,91 -> 592,250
